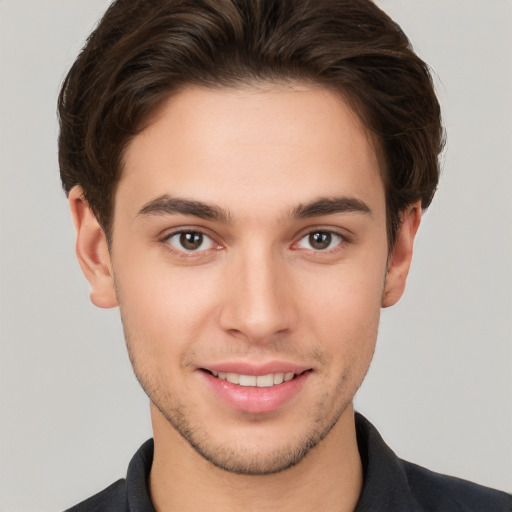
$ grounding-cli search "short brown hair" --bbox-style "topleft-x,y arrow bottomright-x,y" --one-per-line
58,0 -> 444,245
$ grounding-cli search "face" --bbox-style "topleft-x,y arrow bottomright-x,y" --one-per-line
71,84 -> 417,475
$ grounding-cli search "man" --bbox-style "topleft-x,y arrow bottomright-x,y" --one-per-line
58,0 -> 511,510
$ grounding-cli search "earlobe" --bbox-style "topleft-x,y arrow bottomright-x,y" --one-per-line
381,201 -> 422,308
68,186 -> 118,309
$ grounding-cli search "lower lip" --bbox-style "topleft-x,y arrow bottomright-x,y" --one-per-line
201,371 -> 310,414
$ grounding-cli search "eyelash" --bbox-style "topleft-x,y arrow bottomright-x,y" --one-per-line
162,229 -> 221,258
292,230 -> 347,253
160,227 -> 350,258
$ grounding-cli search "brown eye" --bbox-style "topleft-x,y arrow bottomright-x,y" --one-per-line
308,232 -> 332,250
295,230 -> 343,251
180,232 -> 203,250
167,231 -> 215,252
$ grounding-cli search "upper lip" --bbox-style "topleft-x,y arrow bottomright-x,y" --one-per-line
200,361 -> 312,376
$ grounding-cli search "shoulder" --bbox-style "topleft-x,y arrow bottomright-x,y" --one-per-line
64,479 -> 127,512
354,413 -> 511,512
401,459 -> 512,512
63,439 -> 154,512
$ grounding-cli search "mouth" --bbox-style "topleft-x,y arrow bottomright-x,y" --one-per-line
199,366 -> 312,413
200,369 -> 311,388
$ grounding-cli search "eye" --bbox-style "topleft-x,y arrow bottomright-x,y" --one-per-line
166,231 -> 216,252
295,231 -> 343,251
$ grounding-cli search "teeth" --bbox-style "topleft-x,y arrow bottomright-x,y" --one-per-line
273,373 -> 284,385
226,373 -> 239,384
239,375 -> 256,386
256,374 -> 274,387
212,371 -> 298,387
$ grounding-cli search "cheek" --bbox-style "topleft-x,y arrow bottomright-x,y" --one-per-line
298,261 -> 386,352
113,253 -> 224,354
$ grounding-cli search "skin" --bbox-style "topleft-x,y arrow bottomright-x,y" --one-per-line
69,83 -> 421,512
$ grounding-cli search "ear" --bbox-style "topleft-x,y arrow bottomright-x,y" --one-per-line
68,186 -> 118,309
381,200 -> 422,308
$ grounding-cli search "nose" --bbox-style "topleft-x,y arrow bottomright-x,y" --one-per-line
218,247 -> 297,344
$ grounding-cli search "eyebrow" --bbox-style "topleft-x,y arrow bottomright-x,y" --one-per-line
137,194 -> 371,223
137,195 -> 232,223
290,197 -> 371,219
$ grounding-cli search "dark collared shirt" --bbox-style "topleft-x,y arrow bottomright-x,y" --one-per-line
65,414 -> 512,511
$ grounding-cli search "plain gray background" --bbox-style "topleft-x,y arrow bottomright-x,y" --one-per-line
1,1 -> 511,510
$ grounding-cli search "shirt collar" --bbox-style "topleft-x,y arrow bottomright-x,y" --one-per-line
354,412 -> 419,511
126,438 -> 156,512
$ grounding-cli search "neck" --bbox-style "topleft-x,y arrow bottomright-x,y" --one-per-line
149,404 -> 363,512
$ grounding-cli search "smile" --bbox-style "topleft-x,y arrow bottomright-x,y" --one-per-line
201,367 -> 312,413
209,370 -> 297,387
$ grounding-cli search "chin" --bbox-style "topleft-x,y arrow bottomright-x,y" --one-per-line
151,391 -> 350,476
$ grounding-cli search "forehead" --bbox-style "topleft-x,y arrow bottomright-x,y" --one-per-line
118,83 -> 384,218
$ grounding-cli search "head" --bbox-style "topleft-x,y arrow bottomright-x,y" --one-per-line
60,0 -> 443,476
59,0 -> 443,248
